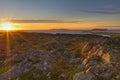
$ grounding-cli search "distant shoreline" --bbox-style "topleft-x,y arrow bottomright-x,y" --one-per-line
23,30 -> 120,34
0,30 -> 120,34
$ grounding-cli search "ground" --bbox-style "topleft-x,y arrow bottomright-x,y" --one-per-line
0,32 -> 120,80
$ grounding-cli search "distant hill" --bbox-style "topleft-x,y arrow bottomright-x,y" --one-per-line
49,29 -> 70,31
91,29 -> 108,31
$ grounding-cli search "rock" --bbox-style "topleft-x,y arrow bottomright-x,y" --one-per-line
69,58 -> 83,64
73,72 -> 95,80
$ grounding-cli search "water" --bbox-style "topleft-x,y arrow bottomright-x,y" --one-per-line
24,30 -> 91,34
92,30 -> 120,33
24,30 -> 120,34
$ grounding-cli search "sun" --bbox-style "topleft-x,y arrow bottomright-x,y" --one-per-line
1,22 -> 14,31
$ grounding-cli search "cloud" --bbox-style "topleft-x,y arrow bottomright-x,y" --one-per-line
80,7 -> 120,15
81,10 -> 120,15
97,26 -> 120,27
8,20 -> 80,23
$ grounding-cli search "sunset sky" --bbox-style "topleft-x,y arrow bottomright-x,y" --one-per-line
0,0 -> 120,30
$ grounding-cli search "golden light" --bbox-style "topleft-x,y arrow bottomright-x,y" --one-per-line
1,22 -> 14,31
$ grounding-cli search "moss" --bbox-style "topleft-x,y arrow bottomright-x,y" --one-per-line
97,76 -> 109,80
64,41 -> 80,52
0,63 -> 14,75
19,70 -> 48,80
38,45 -> 47,51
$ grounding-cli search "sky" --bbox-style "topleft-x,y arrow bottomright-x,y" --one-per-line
0,0 -> 120,30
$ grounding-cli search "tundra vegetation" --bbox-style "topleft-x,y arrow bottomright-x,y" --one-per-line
0,32 -> 120,80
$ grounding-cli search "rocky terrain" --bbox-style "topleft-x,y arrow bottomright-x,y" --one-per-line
0,32 -> 120,80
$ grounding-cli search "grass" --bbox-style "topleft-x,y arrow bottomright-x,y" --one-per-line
19,70 -> 48,80
92,32 -> 120,38
0,63 -> 14,75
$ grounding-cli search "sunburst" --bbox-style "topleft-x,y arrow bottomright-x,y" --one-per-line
1,22 -> 14,31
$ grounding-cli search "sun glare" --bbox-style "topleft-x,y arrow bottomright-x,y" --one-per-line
1,22 -> 14,31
